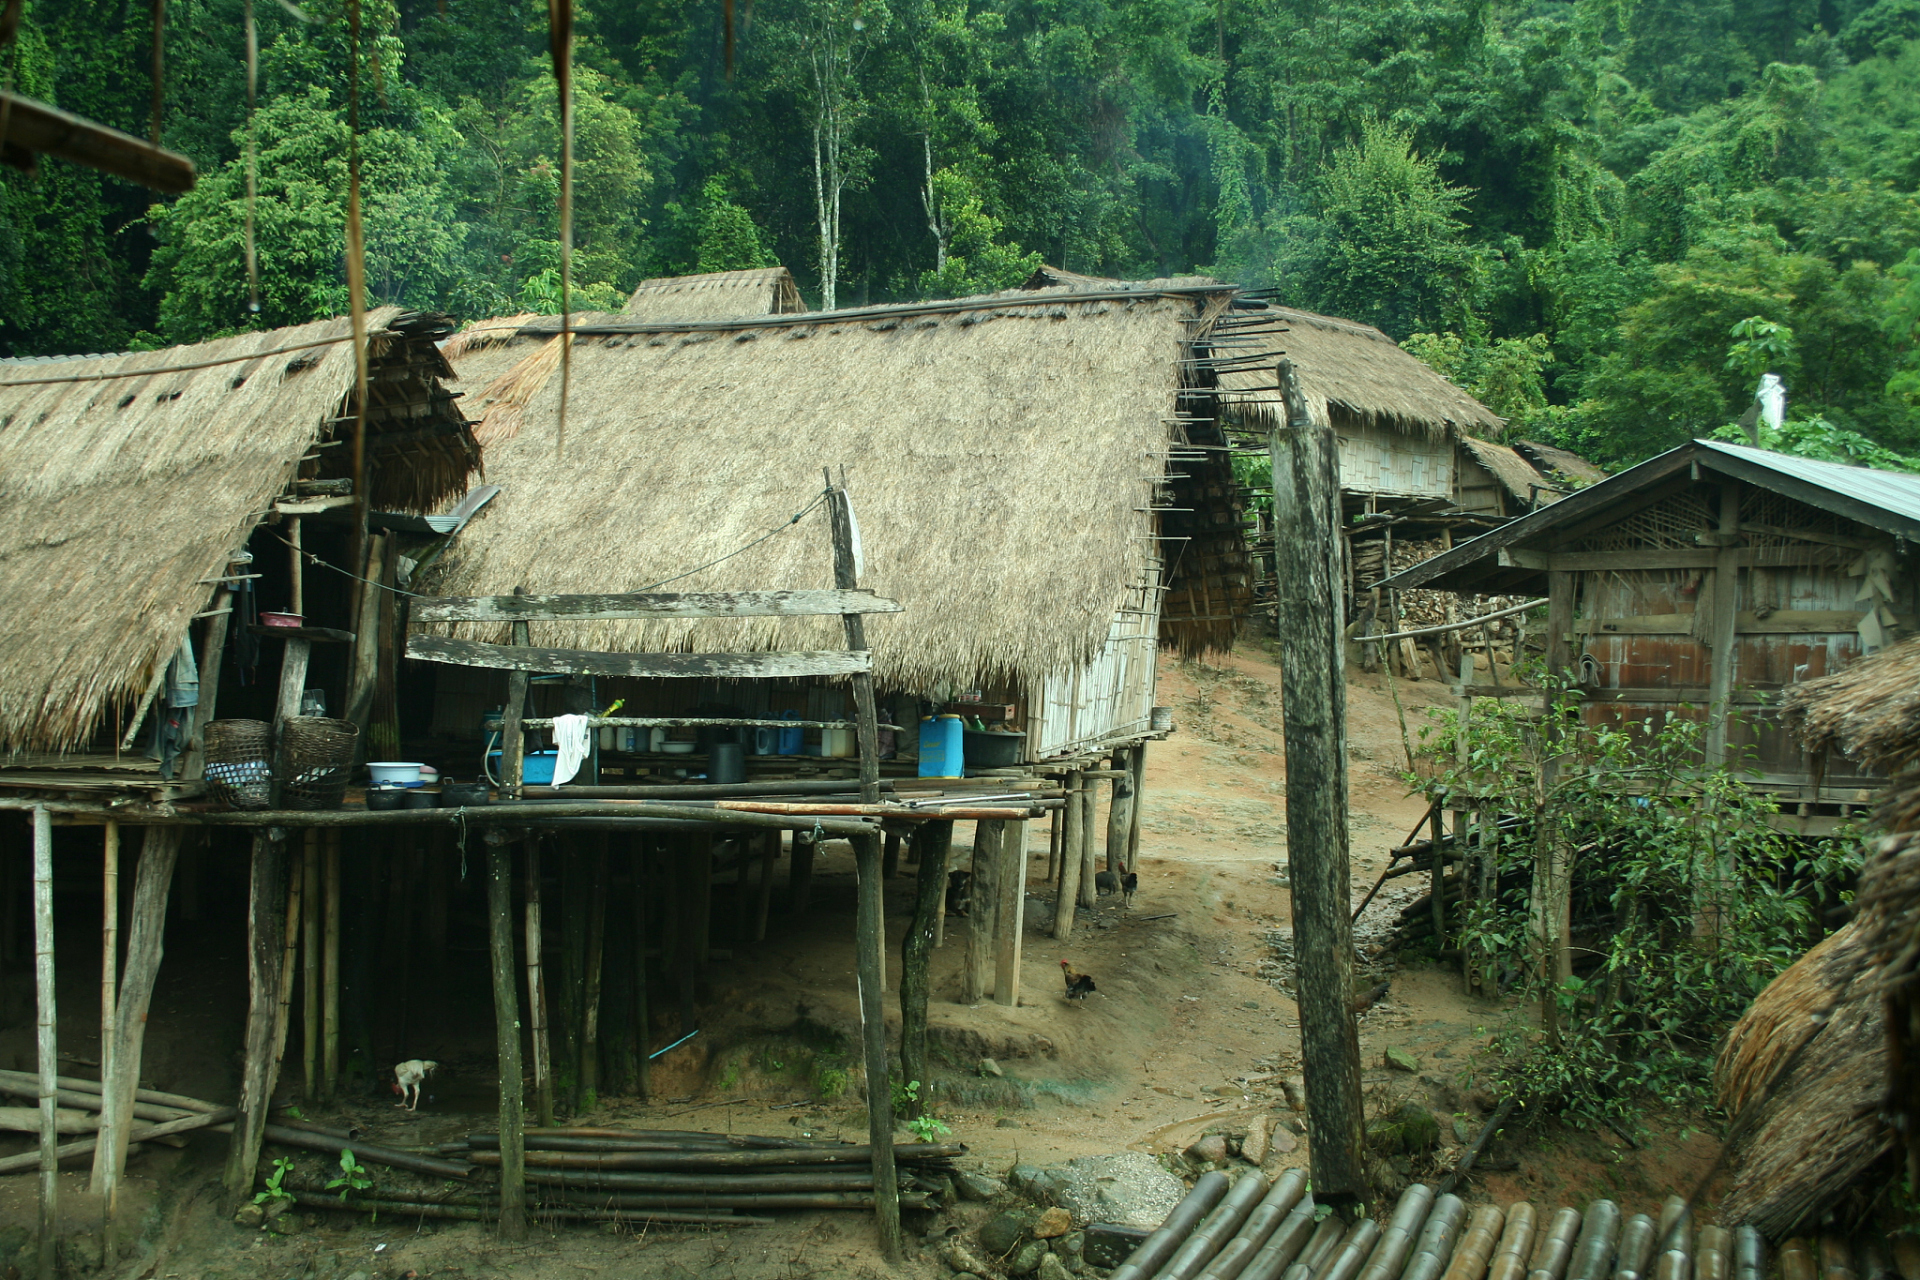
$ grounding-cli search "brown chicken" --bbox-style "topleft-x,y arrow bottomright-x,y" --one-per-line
1059,959 -> 1097,1001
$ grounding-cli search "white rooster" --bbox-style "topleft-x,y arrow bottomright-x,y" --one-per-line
392,1059 -> 438,1110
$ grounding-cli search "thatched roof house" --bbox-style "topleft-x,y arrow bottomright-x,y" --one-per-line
622,267 -> 804,320
1454,436 -> 1554,518
0,309 -> 476,756
1514,439 -> 1605,489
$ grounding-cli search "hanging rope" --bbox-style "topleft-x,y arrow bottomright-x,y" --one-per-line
548,0 -> 573,458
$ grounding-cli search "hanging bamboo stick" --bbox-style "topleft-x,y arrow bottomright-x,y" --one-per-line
33,806 -> 56,1280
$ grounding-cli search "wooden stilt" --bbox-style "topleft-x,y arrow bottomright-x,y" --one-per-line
789,831 -> 816,915
301,837 -> 320,1098
994,819 -> 1026,1007
424,836 -> 449,972
322,831 -> 340,1099
1104,751 -> 1133,874
1077,773 -> 1098,910
882,830 -> 901,880
933,839 -> 949,950
851,830 -> 902,1263
1054,772 -> 1084,940
224,829 -> 288,1196
91,821 -> 118,1204
1047,802 -> 1061,885
94,828 -> 179,1223
1126,743 -> 1147,873
484,831 -> 527,1240
899,821 -> 952,1117
689,834 -> 713,974
271,842 -> 304,1102
580,842 -> 608,1105
633,839 -> 651,1102
731,836 -> 752,944
523,840 -> 554,1129
752,830 -> 776,943
32,806 -> 56,1280
963,821 -> 1001,1004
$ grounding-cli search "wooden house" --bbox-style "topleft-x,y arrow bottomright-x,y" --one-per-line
622,266 -> 805,319
1378,439 -> 1920,828
1453,436 -> 1557,518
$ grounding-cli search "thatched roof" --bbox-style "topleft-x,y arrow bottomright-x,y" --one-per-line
1716,921 -> 1892,1236
1514,439 -> 1605,487
622,267 -> 804,319
0,308 -> 475,754
1018,266 -> 1501,439
1856,824 -> 1920,1190
1459,436 -> 1551,504
1786,634 -> 1920,772
430,283 -> 1254,691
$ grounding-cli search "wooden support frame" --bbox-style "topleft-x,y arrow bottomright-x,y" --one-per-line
899,821 -> 952,1122
1104,750 -> 1133,874
90,822 -> 118,1206
33,806 -> 55,1280
322,831 -> 341,1099
964,821 -> 1001,1004
994,819 -> 1026,1007
224,829 -> 288,1197
408,635 -> 872,681
1053,772 -> 1084,940
524,840 -> 555,1129
0,90 -> 197,192
412,588 -> 902,623
484,831 -> 527,1239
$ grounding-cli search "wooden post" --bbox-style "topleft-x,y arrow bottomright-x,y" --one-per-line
301,837 -> 320,1098
32,806 -> 55,1280
1537,568 -> 1577,1006
964,820 -> 1002,1003
224,829 -> 288,1196
181,586 -> 231,782
92,821 -> 118,1204
1054,771 -> 1084,939
994,819 -> 1026,1007
1270,360 -> 1368,1210
689,834 -> 713,971
1700,481 -> 1744,937
1126,742 -> 1147,873
1077,769 -> 1098,910
501,610 -> 532,802
523,840 -> 554,1129
580,843 -> 608,1104
633,838 -> 651,1101
322,830 -> 340,1099
899,821 -> 952,1119
484,831 -> 527,1240
92,828 -> 179,1222
1428,806 -> 1447,952
882,830 -> 901,881
851,829 -> 903,1263
272,842 -> 304,1101
1046,801 -> 1061,884
824,478 -> 883,809
789,830 -> 816,915
752,830 -> 777,943
933,842 -> 950,950
1104,749 -> 1133,873
288,515 -> 304,616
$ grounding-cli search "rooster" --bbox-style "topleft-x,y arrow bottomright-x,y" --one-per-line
392,1058 -> 438,1110
1059,959 -> 1097,1001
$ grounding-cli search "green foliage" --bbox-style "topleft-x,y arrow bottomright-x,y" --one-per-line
1411,667 -> 1861,1122
326,1148 -> 373,1201
1402,331 -> 1554,428
253,1156 -> 297,1206
693,177 -> 779,273
916,167 -> 1040,297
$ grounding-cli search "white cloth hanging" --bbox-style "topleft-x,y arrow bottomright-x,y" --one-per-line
550,713 -> 592,787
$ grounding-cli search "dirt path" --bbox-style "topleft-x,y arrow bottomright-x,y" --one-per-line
4,644 -> 1722,1280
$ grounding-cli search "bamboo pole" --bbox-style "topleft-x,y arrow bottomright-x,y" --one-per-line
33,806 -> 56,1280
851,829 -> 902,1263
301,832 -> 320,1098
580,842 -> 608,1105
524,839 -> 554,1129
90,821 -> 118,1204
224,829 -> 288,1196
484,831 -> 527,1240
95,827 -> 179,1224
1269,360 -> 1368,1207
900,821 -> 951,1117
467,1143 -> 957,1170
0,1107 -> 238,1177
322,830 -> 340,1099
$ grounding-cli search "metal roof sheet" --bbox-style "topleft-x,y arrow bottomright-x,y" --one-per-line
1695,439 -> 1920,525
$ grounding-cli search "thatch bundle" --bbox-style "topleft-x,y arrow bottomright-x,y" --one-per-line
1715,922 -> 1892,1236
432,287 -> 1241,692
1785,634 -> 1920,773
1458,436 -> 1551,505
623,268 -> 804,320
1514,440 -> 1605,488
0,308 -> 476,754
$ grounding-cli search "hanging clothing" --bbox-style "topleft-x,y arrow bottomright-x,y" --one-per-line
550,713 -> 592,787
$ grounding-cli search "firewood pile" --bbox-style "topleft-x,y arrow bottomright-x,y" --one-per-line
1352,537 -> 1532,668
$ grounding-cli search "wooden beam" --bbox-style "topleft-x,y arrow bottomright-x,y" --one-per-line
994,819 -> 1026,1007
850,831 -> 902,1263
524,841 -> 554,1129
964,821 -> 1001,1004
408,635 -> 871,681
484,832 -> 527,1240
1125,743 -> 1146,873
1053,771 -> 1084,941
223,830 -> 287,1197
1704,483 -> 1744,770
0,90 -> 196,192
322,832 -> 340,1099
899,822 -> 952,1123
94,828 -> 178,1225
1269,362 -> 1368,1209
411,588 -> 903,623
1576,610 -> 1875,636
1103,752 -> 1133,875
90,822 -> 118,1209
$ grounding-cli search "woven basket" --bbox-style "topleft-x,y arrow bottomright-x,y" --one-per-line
204,720 -> 274,809
281,717 -> 359,810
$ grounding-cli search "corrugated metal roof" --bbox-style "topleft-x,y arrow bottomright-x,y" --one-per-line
1696,440 -> 1920,525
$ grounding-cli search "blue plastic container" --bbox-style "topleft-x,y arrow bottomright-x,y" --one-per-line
487,749 -> 558,785
918,715 -> 965,778
777,710 -> 804,756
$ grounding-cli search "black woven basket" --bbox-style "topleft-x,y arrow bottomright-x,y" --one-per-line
281,717 -> 359,810
204,719 -> 274,809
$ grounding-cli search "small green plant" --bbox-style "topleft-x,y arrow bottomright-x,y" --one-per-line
907,1112 -> 952,1143
326,1149 -> 373,1202
814,1065 -> 849,1100
892,1078 -> 922,1112
253,1156 -> 296,1207
283,1105 -> 304,1120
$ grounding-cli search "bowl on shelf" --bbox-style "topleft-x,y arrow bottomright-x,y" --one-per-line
260,612 -> 305,628
659,741 -> 697,755
367,761 -> 424,787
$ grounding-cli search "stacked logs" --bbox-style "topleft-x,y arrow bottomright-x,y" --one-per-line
1112,1183 -> 1806,1280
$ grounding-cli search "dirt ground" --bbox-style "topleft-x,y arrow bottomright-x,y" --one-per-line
0,641 -> 1727,1279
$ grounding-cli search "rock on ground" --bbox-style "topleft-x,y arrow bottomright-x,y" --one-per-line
1027,1152 -> 1186,1230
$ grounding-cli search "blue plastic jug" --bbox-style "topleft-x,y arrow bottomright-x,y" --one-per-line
919,714 -> 965,778
777,710 -> 804,756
